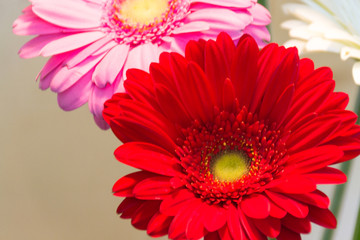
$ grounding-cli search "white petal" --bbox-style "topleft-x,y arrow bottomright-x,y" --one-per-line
281,19 -> 307,30
341,47 -> 360,61
352,61 -> 360,85
283,39 -> 306,54
305,37 -> 343,53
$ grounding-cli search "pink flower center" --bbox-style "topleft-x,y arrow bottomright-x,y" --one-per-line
102,0 -> 189,45
177,106 -> 288,205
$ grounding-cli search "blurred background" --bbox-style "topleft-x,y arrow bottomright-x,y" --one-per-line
1,0 -> 359,239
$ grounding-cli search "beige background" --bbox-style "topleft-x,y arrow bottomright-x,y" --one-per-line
1,0 -> 358,239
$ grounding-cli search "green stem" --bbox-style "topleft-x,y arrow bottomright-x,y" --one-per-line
353,206 -> 360,240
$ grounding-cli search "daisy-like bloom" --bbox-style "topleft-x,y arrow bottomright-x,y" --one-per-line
282,0 -> 360,85
13,0 -> 270,129
103,32 -> 360,239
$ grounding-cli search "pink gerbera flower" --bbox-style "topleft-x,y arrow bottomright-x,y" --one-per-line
103,33 -> 360,239
13,0 -> 270,129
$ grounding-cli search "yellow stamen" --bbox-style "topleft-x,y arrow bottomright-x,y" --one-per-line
117,0 -> 169,25
211,151 -> 249,182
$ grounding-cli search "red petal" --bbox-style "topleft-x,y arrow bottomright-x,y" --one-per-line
287,114 -> 342,153
114,142 -> 182,176
203,204 -> 228,232
308,206 -> 337,229
288,190 -> 330,209
252,217 -> 281,238
216,32 -> 236,67
327,136 -> 360,163
282,214 -> 311,233
160,189 -> 195,215
285,145 -> 344,175
305,167 -> 347,184
168,199 -> 202,239
231,34 -> 259,109
267,84 -> 295,127
185,202 -> 207,239
259,48 -> 299,121
298,58 -> 314,80
251,44 -> 286,113
133,176 -> 174,200
204,231 -> 221,240
218,224 -> 233,240
268,175 -> 316,194
113,171 -> 158,197
265,191 -> 309,218
289,146 -> 343,174
131,200 -> 161,230
154,82 -> 191,126
117,198 -> 144,219
269,198 -> 287,218
147,212 -> 173,237
238,209 -> 267,240
277,227 -> 301,240
185,39 -> 205,69
222,78 -> 236,113
227,204 -> 247,239
318,92 -> 349,112
204,39 -> 229,105
110,116 -> 177,154
186,61 -> 217,121
240,193 -> 270,219
284,80 -> 335,130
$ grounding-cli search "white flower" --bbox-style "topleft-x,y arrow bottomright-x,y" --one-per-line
282,0 -> 360,84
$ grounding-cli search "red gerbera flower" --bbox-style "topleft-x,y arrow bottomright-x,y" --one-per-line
103,32 -> 360,239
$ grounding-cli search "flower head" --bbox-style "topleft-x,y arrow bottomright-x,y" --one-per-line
103,32 -> 360,239
282,0 -> 360,85
13,0 -> 270,129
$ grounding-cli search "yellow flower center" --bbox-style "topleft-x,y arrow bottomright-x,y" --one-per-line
211,151 -> 249,182
116,0 -> 169,25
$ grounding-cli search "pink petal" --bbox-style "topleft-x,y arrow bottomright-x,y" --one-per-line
93,44 -> 129,88
190,0 -> 253,8
57,69 -> 93,111
172,21 -> 210,34
13,8 -> 64,35
50,52 -> 105,92
186,8 -> 251,32
32,0 -> 102,29
66,36 -> 114,68
88,83 -> 115,120
247,3 -> 271,26
19,34 -> 63,59
41,31 -> 106,57
122,43 -> 160,80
